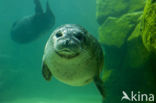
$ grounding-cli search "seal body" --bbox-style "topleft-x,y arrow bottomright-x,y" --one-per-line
11,0 -> 55,43
42,24 -> 105,97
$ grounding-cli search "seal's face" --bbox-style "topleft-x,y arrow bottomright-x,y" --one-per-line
51,24 -> 87,59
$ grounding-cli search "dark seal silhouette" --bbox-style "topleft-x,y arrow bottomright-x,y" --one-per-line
11,0 -> 55,44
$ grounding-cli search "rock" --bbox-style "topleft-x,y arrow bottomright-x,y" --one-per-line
101,45 -> 126,70
99,1 -> 156,102
102,68 -> 112,83
124,23 -> 150,68
141,0 -> 156,54
96,0 -> 145,25
99,12 -> 142,48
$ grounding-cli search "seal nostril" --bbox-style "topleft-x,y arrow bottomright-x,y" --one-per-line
65,40 -> 69,45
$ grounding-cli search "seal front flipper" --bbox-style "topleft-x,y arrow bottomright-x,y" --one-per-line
42,62 -> 52,81
34,0 -> 43,15
94,76 -> 105,98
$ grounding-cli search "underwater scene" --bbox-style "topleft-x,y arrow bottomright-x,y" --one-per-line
0,0 -> 155,103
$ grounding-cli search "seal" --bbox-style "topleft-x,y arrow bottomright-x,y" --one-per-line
11,0 -> 55,44
42,24 -> 105,98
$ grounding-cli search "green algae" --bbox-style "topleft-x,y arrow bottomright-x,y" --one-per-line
96,0 -> 156,102
96,0 -> 145,24
125,23 -> 150,68
99,12 -> 142,48
141,0 -> 156,54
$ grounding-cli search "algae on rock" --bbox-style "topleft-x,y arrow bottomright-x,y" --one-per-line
99,12 -> 142,48
96,0 -> 156,103
141,0 -> 156,54
125,23 -> 150,68
96,0 -> 145,24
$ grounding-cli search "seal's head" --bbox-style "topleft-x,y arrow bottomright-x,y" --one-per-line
51,24 -> 88,59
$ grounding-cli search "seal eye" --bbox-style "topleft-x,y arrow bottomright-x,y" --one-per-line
75,33 -> 83,40
56,32 -> 62,38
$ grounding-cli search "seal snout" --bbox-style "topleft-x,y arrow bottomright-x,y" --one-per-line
56,38 -> 80,52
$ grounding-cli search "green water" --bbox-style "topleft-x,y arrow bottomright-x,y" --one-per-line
0,0 -> 101,103
0,0 -> 156,103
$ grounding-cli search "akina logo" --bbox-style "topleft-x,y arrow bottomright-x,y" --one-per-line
121,91 -> 155,102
